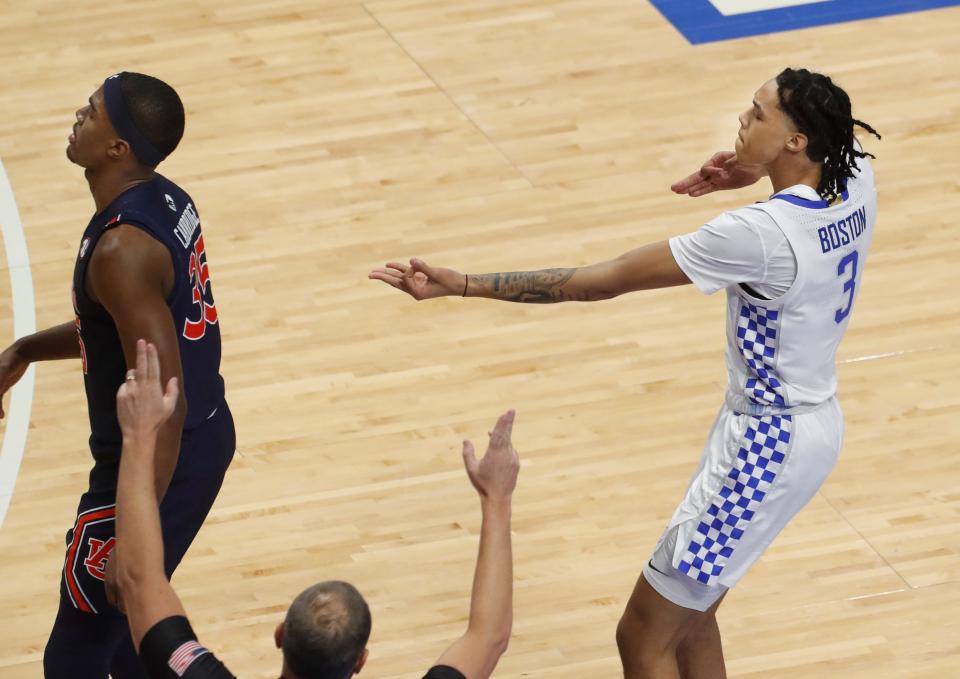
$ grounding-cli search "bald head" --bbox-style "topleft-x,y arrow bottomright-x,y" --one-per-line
282,581 -> 371,679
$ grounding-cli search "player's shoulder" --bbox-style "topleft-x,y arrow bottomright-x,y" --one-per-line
851,154 -> 875,186
705,201 -> 780,236
154,173 -> 194,205
88,225 -> 172,298
849,138 -> 877,183
94,223 -> 165,258
116,173 -> 192,215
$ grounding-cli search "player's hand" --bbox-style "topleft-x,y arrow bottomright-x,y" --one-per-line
116,340 -> 179,446
670,151 -> 766,197
462,410 -> 520,501
0,343 -> 29,419
369,258 -> 465,301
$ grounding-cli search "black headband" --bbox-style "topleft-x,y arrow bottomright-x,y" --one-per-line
102,72 -> 166,167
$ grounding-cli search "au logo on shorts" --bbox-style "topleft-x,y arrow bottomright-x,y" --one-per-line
83,537 -> 116,581
63,504 -> 116,613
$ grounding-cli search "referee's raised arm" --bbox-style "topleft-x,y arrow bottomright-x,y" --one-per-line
423,410 -> 520,679
115,339 -> 236,678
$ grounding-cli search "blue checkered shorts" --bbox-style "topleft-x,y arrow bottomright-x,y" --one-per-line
647,398 -> 843,598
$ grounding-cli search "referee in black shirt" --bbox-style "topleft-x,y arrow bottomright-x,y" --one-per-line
114,340 -> 520,679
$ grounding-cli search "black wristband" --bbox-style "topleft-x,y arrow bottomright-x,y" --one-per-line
462,274 -> 469,297
140,616 -> 197,679
423,665 -> 467,679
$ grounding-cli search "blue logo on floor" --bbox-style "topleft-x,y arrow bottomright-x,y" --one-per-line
649,0 -> 960,44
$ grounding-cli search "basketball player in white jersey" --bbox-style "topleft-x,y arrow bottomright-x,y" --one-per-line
370,67 -> 880,678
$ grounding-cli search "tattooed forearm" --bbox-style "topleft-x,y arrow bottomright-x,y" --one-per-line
466,268 -> 610,303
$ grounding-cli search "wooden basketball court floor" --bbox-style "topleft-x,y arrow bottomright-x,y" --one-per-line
0,1 -> 958,676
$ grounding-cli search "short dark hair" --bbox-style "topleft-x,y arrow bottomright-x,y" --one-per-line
282,581 -> 372,679
775,68 -> 881,204
119,73 -> 185,164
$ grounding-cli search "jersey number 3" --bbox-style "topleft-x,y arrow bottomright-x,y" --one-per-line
834,250 -> 858,324
183,235 -> 219,340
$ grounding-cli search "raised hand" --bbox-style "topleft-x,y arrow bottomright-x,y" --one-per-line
670,151 -> 766,197
0,344 -> 28,419
369,258 -> 466,301
462,410 -> 520,501
116,339 -> 179,446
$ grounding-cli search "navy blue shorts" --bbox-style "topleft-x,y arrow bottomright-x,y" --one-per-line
44,401 -> 235,679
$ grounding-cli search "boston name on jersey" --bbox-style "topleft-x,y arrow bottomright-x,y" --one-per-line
817,205 -> 868,254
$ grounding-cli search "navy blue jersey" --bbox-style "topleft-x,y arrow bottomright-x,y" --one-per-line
71,174 -> 225,491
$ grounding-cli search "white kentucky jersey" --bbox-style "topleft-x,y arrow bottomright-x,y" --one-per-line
672,157 -> 877,411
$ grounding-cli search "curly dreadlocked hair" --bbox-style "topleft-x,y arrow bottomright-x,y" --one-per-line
775,68 -> 881,204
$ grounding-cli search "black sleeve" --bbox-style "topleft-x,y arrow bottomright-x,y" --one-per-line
139,615 -> 237,679
423,665 -> 467,679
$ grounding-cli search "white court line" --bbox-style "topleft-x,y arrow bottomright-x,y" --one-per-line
847,588 -> 907,602
839,347 -> 939,365
0,158 -> 36,528
709,0 -> 828,16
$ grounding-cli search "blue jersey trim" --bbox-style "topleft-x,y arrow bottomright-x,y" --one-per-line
770,187 -> 848,209
648,0 -> 960,45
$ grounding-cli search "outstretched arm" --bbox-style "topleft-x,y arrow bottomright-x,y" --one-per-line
0,322 -> 80,418
115,340 -> 236,678
464,240 -> 688,302
370,240 -> 689,304
7,322 -> 81,361
370,152 -> 766,305
430,411 -> 520,679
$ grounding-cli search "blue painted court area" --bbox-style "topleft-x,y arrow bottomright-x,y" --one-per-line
649,0 -> 960,44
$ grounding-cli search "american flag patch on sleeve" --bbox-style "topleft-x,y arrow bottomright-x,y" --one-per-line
168,640 -> 209,676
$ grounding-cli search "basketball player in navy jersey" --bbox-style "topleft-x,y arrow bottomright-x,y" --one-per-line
0,73 -> 234,678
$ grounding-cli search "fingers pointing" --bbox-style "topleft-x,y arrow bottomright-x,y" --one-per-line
146,342 -> 161,384
462,439 -> 478,473
368,270 -> 405,288
409,258 -> 435,278
129,340 -> 166,389
489,409 -> 516,446
135,338 -> 148,383
369,261 -> 419,292
671,173 -> 701,193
